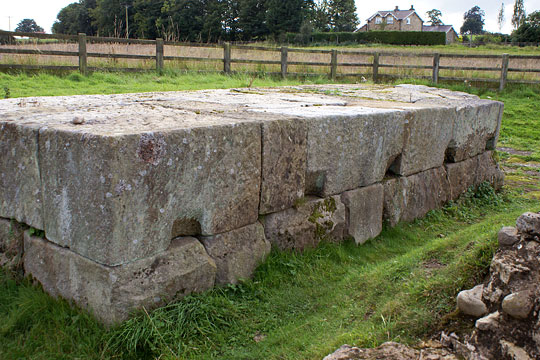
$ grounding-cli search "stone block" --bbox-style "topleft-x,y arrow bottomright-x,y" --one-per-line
0,218 -> 25,269
341,184 -> 384,244
38,123 -> 261,266
200,222 -> 271,285
475,151 -> 504,191
24,232 -> 216,325
445,156 -> 477,200
447,101 -> 503,162
263,196 -> 346,251
259,119 -> 307,214
305,110 -> 405,196
457,284 -> 488,317
0,123 -> 43,229
502,291 -> 533,319
516,212 -> 540,237
383,167 -> 450,225
390,107 -> 455,177
498,227 -> 520,247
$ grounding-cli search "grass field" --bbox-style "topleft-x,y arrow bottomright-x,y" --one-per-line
0,72 -> 539,359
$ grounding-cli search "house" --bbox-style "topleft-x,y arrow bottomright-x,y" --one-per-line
422,25 -> 458,44
361,5 -> 423,32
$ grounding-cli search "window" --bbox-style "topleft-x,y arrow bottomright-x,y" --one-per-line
406,18 -> 411,25
375,17 -> 382,24
387,16 -> 394,24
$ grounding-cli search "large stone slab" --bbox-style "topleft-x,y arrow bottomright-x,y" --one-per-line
0,122 -> 43,229
0,218 -> 25,269
341,184 -> 384,244
305,110 -> 405,196
200,222 -> 271,285
259,119 -> 307,214
263,196 -> 346,251
38,123 -> 261,266
24,232 -> 216,324
383,167 -> 450,225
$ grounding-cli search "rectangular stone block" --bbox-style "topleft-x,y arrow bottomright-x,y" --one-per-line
259,119 -> 307,214
475,151 -> 504,191
383,167 -> 450,225
0,123 -> 43,229
38,123 -> 261,266
263,196 -> 346,251
447,101 -> 503,162
390,107 -> 455,176
341,184 -> 384,244
200,222 -> 270,285
24,232 -> 216,325
305,110 -> 405,196
0,218 -> 25,269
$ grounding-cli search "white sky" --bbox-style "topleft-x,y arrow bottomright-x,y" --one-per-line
0,0 -> 539,35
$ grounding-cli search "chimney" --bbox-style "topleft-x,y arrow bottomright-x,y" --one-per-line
395,6 -> 399,11
410,5 -> 414,10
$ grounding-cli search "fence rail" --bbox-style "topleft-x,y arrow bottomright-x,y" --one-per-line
1,30 -> 540,90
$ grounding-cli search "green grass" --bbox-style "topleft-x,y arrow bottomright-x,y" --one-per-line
1,72 -> 540,359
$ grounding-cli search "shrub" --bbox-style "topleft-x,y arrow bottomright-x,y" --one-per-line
286,31 -> 446,46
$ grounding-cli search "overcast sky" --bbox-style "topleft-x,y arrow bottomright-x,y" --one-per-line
1,0 -> 539,35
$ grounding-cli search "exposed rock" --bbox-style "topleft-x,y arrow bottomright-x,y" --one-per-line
457,285 -> 488,317
500,340 -> 532,360
489,252 -> 530,285
323,342 -> 419,360
475,151 -> 505,191
0,218 -> 25,270
501,291 -> 533,319
263,196 -> 346,251
259,119 -> 307,214
516,212 -> 540,237
341,184 -> 383,244
200,222 -> 271,285
498,226 -> 520,247
475,311 -> 500,331
24,232 -> 216,325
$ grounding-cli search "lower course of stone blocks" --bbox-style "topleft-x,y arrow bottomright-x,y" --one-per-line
0,150 -> 503,324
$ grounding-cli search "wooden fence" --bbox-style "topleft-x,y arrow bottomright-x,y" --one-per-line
1,30 -> 540,91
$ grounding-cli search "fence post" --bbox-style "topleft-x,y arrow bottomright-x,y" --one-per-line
330,49 -> 338,80
78,33 -> 87,75
432,53 -> 440,84
156,38 -> 164,72
280,46 -> 288,79
223,42 -> 231,74
499,53 -> 509,91
372,52 -> 379,83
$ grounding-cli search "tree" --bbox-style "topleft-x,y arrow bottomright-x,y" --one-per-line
426,9 -> 443,26
52,0 -> 97,35
312,0 -> 331,32
266,0 -> 313,37
511,0 -> 526,30
460,6 -> 485,35
238,0 -> 269,40
513,10 -> 540,42
328,0 -> 358,32
497,3 -> 505,32
15,19 -> 44,33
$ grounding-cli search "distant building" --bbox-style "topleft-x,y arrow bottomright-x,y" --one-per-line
422,25 -> 458,44
358,5 -> 458,44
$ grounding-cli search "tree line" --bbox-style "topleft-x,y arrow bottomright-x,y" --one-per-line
51,0 -> 359,42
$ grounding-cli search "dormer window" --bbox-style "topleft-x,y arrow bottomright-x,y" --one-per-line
406,18 -> 411,24
375,17 -> 382,24
387,16 -> 394,24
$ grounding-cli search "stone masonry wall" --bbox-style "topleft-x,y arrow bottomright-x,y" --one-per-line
0,84 -> 504,324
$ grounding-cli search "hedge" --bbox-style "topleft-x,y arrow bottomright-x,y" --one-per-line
287,31 -> 446,46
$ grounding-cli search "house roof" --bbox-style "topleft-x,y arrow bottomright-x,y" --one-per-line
367,9 -> 420,22
422,25 -> 457,34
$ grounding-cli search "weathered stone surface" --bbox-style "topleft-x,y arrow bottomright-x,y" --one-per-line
490,252 -> 531,285
516,212 -> 540,237
341,184 -> 384,244
24,232 -> 216,324
447,101 -> 504,162
383,167 -> 450,225
458,284 -> 488,317
0,123 -> 43,229
390,107 -> 455,177
323,342 -> 420,360
263,196 -> 346,251
500,340 -> 532,360
305,110 -> 405,196
475,311 -> 500,331
259,119 -> 307,214
0,218 -> 25,269
502,291 -> 533,319
498,227 -> 520,247
38,124 -> 261,266
200,222 -> 270,285
475,151 -> 504,191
